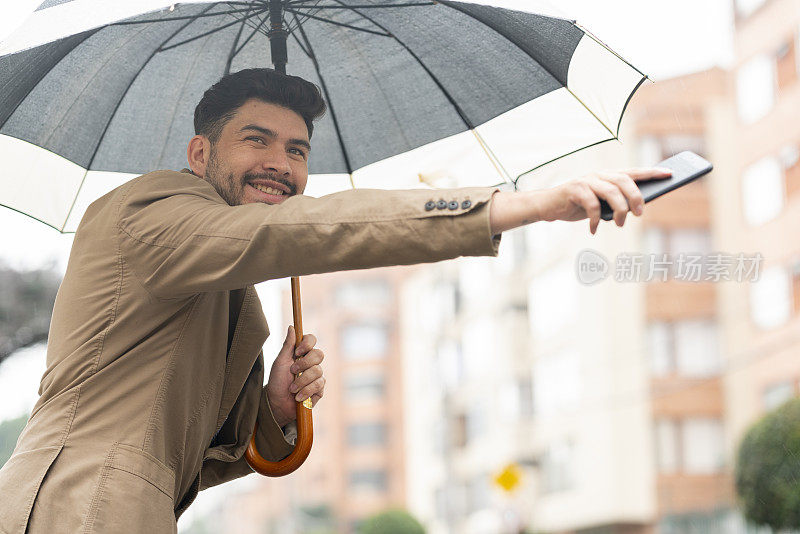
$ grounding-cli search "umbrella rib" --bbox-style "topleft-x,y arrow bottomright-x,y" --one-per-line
338,0 -> 515,184
286,2 -> 436,8
224,5 -> 254,75
159,8 -> 269,52
224,0 -> 271,37
330,1 -> 472,130
60,5 -> 218,231
232,11 -> 270,58
291,11 -> 355,176
284,8 -> 391,37
108,6 -> 261,25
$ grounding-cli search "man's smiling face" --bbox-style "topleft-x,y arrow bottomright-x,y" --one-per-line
198,99 -> 310,206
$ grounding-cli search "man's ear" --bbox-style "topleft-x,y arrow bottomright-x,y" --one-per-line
187,135 -> 211,177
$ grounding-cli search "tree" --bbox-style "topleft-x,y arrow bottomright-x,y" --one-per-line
358,508 -> 425,534
0,261 -> 61,364
735,397 -> 800,531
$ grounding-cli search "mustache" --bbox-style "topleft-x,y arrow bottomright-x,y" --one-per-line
244,172 -> 296,195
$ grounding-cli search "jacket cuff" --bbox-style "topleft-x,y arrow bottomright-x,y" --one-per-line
254,387 -> 295,461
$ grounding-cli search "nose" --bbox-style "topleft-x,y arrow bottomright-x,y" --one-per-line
261,145 -> 292,177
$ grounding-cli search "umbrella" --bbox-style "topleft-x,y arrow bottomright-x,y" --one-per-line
0,0 -> 651,475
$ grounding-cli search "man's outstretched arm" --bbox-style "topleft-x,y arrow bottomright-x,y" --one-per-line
489,167 -> 672,235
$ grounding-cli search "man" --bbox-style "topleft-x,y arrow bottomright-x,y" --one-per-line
0,68 -> 669,533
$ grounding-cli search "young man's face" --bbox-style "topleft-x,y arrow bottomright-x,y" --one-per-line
200,99 -> 310,206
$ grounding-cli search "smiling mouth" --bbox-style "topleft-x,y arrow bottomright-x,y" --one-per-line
250,183 -> 285,196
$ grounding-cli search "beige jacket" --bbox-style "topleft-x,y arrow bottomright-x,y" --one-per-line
0,168 -> 500,533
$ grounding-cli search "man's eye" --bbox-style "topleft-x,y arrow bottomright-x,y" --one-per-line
246,136 -> 265,144
289,147 -> 307,158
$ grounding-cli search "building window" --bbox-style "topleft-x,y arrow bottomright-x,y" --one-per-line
641,228 -> 712,278
741,156 -> 784,226
540,440 -> 575,494
638,135 -> 706,164
780,143 -> 800,197
436,339 -> 463,391
655,419 -> 679,473
348,469 -> 387,492
340,322 -> 389,360
792,257 -> 800,313
528,260 -> 578,339
647,320 -> 720,377
776,38 -> 798,90
450,413 -> 467,449
344,372 -> 385,401
670,229 -> 712,256
673,321 -> 722,377
347,422 -> 387,447
655,418 -> 724,474
682,418 -> 725,474
763,381 -> 796,411
335,279 -> 390,308
535,349 -> 581,416
517,374 -> 534,418
736,54 -> 776,124
735,0 -> 767,18
750,265 -> 791,330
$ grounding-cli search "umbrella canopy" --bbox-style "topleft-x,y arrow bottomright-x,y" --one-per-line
0,0 -> 649,232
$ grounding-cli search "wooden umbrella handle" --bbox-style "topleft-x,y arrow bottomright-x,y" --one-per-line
245,276 -> 313,476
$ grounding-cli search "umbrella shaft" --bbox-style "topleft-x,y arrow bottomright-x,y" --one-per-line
268,0 -> 287,74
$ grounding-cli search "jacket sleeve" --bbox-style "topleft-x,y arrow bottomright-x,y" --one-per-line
198,360 -> 296,490
116,170 -> 501,300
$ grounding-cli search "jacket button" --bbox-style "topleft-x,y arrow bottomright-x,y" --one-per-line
448,200 -> 459,210
436,199 -> 447,210
461,200 -> 472,209
425,201 -> 436,211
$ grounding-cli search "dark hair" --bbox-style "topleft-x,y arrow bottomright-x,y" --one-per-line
194,68 -> 326,143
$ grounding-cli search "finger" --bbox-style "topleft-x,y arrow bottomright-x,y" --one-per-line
290,365 -> 322,393
588,179 -> 628,227
294,333 -> 317,357
574,185 -> 600,234
620,167 -> 672,181
310,393 -> 323,407
290,348 -> 324,374
603,173 -> 645,217
296,376 -> 325,402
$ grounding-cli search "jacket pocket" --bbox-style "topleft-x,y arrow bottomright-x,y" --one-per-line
0,444 -> 63,534
84,443 -> 176,534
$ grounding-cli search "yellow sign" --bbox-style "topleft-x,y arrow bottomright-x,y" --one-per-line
494,463 -> 522,493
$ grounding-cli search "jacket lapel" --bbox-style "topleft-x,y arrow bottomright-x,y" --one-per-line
214,285 -> 269,432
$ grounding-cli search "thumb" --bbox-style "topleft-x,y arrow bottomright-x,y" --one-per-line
279,325 -> 295,359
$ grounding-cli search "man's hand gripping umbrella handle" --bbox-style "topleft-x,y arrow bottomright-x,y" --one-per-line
245,276 -> 313,476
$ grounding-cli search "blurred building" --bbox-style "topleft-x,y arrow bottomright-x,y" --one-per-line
217,267 -> 414,533
721,0 -> 800,504
402,45 -> 738,534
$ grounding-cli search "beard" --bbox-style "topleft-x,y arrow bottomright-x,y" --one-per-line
204,146 -> 244,206
204,146 -> 296,206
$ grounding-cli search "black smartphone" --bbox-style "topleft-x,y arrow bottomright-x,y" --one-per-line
600,151 -> 713,221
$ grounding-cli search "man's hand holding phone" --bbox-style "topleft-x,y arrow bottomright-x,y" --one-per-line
490,167 -> 671,235
489,151 -> 713,236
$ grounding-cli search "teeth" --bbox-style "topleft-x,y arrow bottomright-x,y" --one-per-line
252,184 -> 284,195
